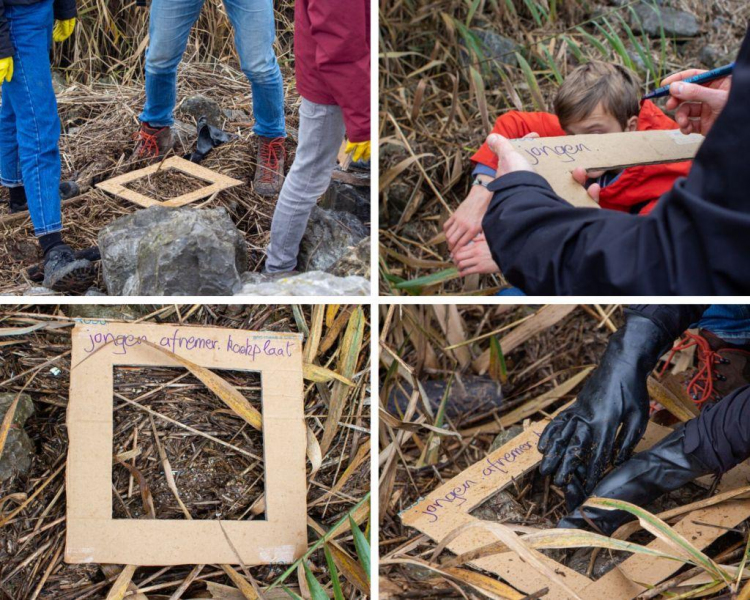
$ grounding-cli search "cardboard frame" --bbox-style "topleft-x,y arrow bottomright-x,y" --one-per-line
401,419 -> 750,600
66,321 -> 306,566
96,156 -> 243,208
510,130 -> 704,208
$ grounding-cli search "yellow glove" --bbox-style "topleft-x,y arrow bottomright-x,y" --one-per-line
345,140 -> 371,162
0,57 -> 13,83
52,18 -> 76,43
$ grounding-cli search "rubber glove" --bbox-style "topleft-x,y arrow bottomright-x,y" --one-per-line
0,57 -> 13,83
345,140 -> 371,162
537,310 -> 673,509
52,18 -> 76,43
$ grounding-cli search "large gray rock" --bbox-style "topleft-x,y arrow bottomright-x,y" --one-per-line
98,206 -> 248,296
298,206 -> 368,273
234,271 -> 370,296
0,393 -> 34,483
320,180 -> 370,223
328,237 -> 370,279
632,5 -> 700,38
179,94 -> 223,127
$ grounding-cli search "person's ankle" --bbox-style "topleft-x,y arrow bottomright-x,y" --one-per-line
39,232 -> 65,257
8,186 -> 27,211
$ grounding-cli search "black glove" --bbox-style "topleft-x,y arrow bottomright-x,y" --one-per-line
557,425 -> 712,535
537,311 -> 673,509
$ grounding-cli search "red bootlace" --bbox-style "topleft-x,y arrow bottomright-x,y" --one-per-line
133,127 -> 167,158
658,332 -> 724,406
258,138 -> 285,183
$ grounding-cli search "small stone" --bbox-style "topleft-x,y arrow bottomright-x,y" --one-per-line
489,425 -> 524,453
51,71 -> 67,95
699,44 -> 725,69
98,206 -> 248,296
234,271 -> 370,296
298,206 -> 368,273
328,237 -> 370,279
632,5 -> 700,38
460,29 -> 519,75
64,305 -> 144,320
0,393 -> 35,483
179,95 -> 223,127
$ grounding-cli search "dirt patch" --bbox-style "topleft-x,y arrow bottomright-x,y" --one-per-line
123,168 -> 210,202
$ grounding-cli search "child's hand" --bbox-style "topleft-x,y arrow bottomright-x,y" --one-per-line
444,183 -> 492,254
571,167 -> 601,203
0,57 -> 13,83
453,233 -> 500,277
53,18 -> 76,43
662,69 -> 730,136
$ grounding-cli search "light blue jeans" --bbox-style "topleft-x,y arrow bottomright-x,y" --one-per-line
140,0 -> 285,138
0,0 -> 62,236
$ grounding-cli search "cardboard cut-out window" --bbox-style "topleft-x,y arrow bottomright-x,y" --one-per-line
401,419 -> 750,600
66,321 -> 306,566
96,156 -> 243,209
510,130 -> 704,208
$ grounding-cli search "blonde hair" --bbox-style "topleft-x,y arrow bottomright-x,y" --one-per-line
554,61 -> 641,130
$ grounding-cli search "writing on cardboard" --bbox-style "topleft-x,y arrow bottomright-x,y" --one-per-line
520,141 -> 591,166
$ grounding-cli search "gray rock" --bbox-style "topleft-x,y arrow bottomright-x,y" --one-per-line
320,180 -> 370,222
64,305 -> 144,320
0,393 -> 34,483
699,44 -> 726,69
234,271 -> 370,296
328,237 -> 370,279
632,5 -> 700,38
298,206 -> 368,273
223,108 -> 251,122
98,206 -> 248,296
179,95 -> 223,127
460,29 -> 518,73
489,426 -> 524,453
51,71 -> 68,95
84,288 -> 107,297
388,376 -> 503,421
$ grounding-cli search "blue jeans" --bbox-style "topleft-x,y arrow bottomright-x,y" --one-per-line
696,305 -> 750,343
140,0 -> 285,138
0,0 -> 62,236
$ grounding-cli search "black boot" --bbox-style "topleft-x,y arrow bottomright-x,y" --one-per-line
557,426 -> 713,536
7,181 -> 80,214
43,244 -> 96,294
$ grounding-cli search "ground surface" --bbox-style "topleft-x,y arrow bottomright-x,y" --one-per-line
378,0 -> 750,295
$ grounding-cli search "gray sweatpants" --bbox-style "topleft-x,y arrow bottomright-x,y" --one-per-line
266,98 -> 346,272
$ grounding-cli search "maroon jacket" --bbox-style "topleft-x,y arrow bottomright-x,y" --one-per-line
294,0 -> 370,143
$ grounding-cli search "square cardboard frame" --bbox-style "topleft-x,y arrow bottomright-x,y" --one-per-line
510,130 -> 704,208
66,321 -> 306,566
96,156 -> 243,208
401,419 -> 750,600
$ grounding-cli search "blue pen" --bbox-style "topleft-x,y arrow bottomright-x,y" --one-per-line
642,62 -> 735,100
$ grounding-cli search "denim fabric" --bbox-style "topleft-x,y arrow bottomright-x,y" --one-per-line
496,287 -> 527,296
695,305 -> 750,342
140,0 -> 285,138
266,99 -> 345,272
0,0 -> 62,236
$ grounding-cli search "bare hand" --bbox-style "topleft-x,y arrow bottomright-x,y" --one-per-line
444,184 -> 492,255
487,133 -> 535,178
662,69 -> 730,136
453,234 -> 500,276
571,167 -> 601,203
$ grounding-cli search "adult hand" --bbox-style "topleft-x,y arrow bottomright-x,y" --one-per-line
486,133 -> 535,178
571,167 -> 601,204
537,312 -> 672,510
53,18 -> 76,43
345,140 -> 370,162
0,57 -> 13,83
662,69 -> 730,136
453,233 -> 500,276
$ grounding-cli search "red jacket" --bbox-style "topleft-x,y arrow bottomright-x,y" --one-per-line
294,0 -> 370,143
471,101 -> 692,214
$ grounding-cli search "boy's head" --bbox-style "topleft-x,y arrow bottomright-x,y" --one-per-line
554,61 -> 641,135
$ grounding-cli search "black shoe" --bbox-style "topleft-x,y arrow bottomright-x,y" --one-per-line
558,426 -> 713,536
7,181 -> 80,214
43,244 -> 96,294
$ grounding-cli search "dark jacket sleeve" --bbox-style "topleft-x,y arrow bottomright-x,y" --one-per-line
482,24 -> 750,296
54,0 -> 77,21
307,0 -> 370,142
627,305 -> 709,341
0,0 -> 12,59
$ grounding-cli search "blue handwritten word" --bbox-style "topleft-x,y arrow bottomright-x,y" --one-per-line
522,142 -> 591,166
419,431 -> 542,523
84,332 -> 148,355
226,335 -> 294,360
159,329 -> 219,351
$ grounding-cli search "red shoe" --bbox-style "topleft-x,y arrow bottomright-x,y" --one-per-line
253,136 -> 285,196
132,123 -> 174,161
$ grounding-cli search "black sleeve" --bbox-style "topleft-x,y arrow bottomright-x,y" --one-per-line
626,304 -> 709,341
481,24 -> 750,296
0,0 -> 12,59
53,0 -> 77,21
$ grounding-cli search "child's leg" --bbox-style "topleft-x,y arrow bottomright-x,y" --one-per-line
223,0 -> 286,139
0,90 -> 22,189
5,0 -> 62,237
266,99 -> 346,273
140,0 -> 204,127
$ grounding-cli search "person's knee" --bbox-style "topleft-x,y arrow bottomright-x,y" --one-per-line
240,53 -> 281,85
145,38 -> 184,74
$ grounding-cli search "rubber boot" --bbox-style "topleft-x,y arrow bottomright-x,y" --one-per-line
558,426 -> 713,536
43,244 -> 96,294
